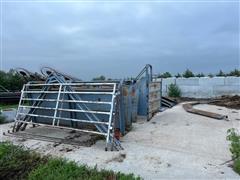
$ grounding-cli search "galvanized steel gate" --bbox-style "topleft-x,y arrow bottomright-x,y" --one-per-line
13,70 -> 123,151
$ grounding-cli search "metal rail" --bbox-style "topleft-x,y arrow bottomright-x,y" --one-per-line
23,91 -> 114,95
25,82 -> 116,86
22,98 -> 112,104
17,113 -> 109,125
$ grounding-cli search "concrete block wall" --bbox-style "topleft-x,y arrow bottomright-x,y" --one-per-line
159,77 -> 240,98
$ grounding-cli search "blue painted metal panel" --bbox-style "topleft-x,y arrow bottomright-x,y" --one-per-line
131,84 -> 139,122
137,77 -> 149,116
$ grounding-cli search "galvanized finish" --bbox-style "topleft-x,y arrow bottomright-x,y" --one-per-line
14,73 -> 123,151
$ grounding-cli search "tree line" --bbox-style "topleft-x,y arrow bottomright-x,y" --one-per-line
157,69 -> 240,78
0,69 -> 25,91
93,69 -> 240,80
0,68 -> 239,91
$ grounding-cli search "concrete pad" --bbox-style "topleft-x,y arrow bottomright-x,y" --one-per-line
0,104 -> 239,179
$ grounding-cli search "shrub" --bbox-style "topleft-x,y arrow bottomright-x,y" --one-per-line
0,142 -> 140,180
168,84 -> 181,97
28,158 -> 140,180
0,142 -> 46,180
227,128 -> 240,159
233,158 -> 240,174
227,128 -> 240,174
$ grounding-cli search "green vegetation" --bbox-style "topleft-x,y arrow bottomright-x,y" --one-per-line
216,70 -> 225,77
0,69 -> 25,91
227,128 -> 240,175
0,103 -> 19,110
0,142 -> 47,179
158,72 -> 172,78
208,73 -> 214,78
196,73 -> 205,78
168,84 -> 181,98
92,75 -> 106,81
229,69 -> 240,77
158,69 -> 240,79
0,142 -> 140,180
28,159 -> 139,180
175,73 -> 182,78
182,69 -> 195,78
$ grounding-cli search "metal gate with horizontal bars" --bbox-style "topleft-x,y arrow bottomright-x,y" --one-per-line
13,82 -> 123,151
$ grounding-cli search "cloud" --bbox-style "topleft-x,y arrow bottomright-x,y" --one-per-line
135,5 -> 152,19
57,25 -> 84,35
2,2 -> 239,80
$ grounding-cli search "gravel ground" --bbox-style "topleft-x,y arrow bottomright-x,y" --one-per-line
0,103 -> 239,179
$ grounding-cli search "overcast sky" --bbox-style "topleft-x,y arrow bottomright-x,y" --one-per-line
1,1 -> 239,80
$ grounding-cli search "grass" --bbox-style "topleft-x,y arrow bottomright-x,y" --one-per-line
28,159 -> 139,180
0,142 -> 47,180
0,142 -> 140,180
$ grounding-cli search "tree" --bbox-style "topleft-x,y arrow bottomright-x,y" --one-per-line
228,69 -> 240,77
175,73 -> 182,78
0,70 -> 25,91
216,70 -> 225,77
158,72 -> 172,78
208,73 -> 214,78
196,73 -> 205,78
182,69 -> 195,78
92,75 -> 106,81
168,84 -> 181,97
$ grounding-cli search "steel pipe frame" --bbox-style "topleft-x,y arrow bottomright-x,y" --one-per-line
22,91 -> 114,95
22,98 -> 112,104
25,82 -> 116,86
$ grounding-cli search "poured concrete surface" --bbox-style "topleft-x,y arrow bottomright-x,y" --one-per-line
0,104 -> 239,179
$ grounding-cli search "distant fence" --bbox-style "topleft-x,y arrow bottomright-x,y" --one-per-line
158,77 -> 240,98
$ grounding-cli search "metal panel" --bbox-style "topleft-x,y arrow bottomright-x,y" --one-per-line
131,84 -> 139,123
137,77 -> 148,116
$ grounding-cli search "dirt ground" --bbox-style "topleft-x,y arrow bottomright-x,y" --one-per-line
209,95 -> 240,110
177,95 -> 240,110
0,103 -> 239,179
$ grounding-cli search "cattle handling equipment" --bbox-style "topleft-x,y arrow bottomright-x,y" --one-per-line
12,65 -> 162,151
